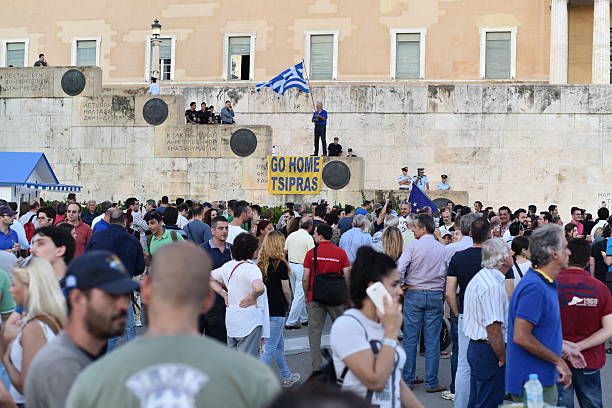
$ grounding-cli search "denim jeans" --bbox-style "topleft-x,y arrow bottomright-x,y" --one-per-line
286,263 -> 308,326
558,368 -> 602,408
260,316 -> 292,378
467,341 -> 505,408
107,301 -> 135,352
454,314 -> 471,408
450,313 -> 459,394
402,289 -> 444,387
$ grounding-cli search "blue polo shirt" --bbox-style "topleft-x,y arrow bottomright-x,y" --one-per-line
312,109 -> 327,126
506,268 -> 562,395
0,229 -> 18,251
201,239 -> 233,269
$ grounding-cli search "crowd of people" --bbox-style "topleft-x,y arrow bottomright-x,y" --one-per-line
0,193 -> 611,407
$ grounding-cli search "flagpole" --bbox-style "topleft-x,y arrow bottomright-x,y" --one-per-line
301,59 -> 317,112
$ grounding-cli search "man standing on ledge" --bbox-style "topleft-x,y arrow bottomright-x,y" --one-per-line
311,102 -> 328,156
220,100 -> 235,124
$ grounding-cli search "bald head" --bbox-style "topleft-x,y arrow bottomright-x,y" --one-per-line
109,209 -> 126,225
149,242 -> 212,310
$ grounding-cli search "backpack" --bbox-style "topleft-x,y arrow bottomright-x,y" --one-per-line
24,214 -> 37,242
304,314 -> 376,402
146,230 -> 179,253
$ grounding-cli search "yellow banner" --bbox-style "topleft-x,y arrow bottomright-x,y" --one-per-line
268,156 -> 323,194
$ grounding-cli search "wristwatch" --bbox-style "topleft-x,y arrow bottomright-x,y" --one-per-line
382,338 -> 398,349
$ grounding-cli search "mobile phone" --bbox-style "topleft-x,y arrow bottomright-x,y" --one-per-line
366,282 -> 392,314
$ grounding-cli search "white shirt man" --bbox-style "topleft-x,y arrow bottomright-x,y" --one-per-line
284,218 -> 314,329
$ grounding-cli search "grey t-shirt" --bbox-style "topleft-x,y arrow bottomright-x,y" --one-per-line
66,335 -> 280,408
25,332 -> 94,408
183,219 -> 212,245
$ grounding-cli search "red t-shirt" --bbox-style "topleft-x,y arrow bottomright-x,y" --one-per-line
72,221 -> 93,258
303,241 -> 350,302
557,268 -> 612,369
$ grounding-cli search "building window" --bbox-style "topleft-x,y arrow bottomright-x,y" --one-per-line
391,29 -> 426,80
305,31 -> 338,80
71,37 -> 100,67
480,27 -> 516,79
6,42 -> 25,67
1,39 -> 28,67
226,36 -> 254,80
76,40 -> 97,66
152,38 -> 173,80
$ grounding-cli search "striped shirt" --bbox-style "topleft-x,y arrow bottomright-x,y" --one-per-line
463,267 -> 508,342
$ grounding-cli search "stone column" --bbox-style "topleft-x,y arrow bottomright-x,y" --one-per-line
592,0 -> 611,84
549,0 -> 569,84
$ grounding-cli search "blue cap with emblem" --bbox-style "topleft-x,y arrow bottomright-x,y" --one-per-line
64,250 -> 140,295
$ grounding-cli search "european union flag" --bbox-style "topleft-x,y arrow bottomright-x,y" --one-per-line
408,185 -> 438,213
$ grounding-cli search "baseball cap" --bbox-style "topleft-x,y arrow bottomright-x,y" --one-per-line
355,209 -> 368,215
202,202 -> 212,208
0,206 -> 16,216
64,250 -> 140,295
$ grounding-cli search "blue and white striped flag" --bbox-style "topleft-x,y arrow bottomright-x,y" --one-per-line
256,62 -> 310,95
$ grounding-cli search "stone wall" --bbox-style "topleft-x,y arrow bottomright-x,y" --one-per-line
169,83 -> 612,214
3,71 -> 612,214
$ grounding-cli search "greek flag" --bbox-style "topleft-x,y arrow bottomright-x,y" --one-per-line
256,62 -> 310,95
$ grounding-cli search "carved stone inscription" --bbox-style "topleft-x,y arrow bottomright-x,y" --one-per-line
155,126 -> 220,157
0,71 -> 52,97
75,96 -> 135,126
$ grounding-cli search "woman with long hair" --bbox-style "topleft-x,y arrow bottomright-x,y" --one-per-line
381,226 -> 403,262
510,236 -> 531,287
286,217 -> 300,236
257,231 -> 300,387
2,257 -> 65,405
203,208 -> 219,226
256,220 -> 274,247
565,223 -> 579,239
329,247 -> 424,408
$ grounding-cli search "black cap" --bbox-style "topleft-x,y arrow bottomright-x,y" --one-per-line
64,250 -> 140,295
401,167 -> 408,172
441,174 -> 448,179
417,168 -> 424,172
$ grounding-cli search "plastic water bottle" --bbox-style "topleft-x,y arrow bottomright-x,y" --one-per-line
524,373 -> 543,408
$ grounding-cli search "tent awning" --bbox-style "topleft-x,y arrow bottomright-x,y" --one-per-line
0,182 -> 82,192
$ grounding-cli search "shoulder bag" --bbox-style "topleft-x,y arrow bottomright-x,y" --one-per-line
311,245 -> 347,306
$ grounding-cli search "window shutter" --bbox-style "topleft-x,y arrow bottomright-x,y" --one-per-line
228,36 -> 251,55
6,42 -> 25,67
310,34 -> 333,80
158,38 -> 172,59
485,32 -> 511,79
396,33 -> 420,79
76,40 -> 97,66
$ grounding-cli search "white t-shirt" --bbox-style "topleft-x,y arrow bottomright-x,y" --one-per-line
177,214 -> 189,229
284,229 -> 314,264
226,224 -> 247,245
512,260 -> 531,287
330,309 -> 405,408
211,260 -> 267,338
91,214 -> 104,229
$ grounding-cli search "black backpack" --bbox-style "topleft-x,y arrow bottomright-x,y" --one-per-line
304,314 -> 376,402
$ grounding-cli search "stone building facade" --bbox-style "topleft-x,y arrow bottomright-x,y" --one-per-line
0,0 -> 610,85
